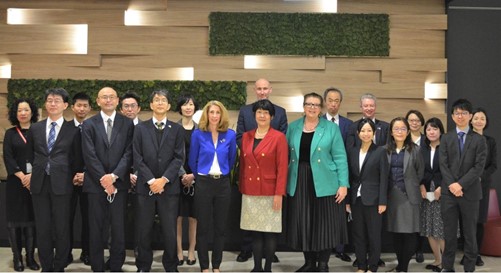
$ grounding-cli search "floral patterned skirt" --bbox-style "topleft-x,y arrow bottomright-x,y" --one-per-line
240,194 -> 282,233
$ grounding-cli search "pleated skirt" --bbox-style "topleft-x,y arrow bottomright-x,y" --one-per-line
287,162 -> 348,252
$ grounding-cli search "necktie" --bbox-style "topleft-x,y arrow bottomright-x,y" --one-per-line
156,121 -> 164,130
47,122 -> 57,152
458,131 -> 465,154
106,118 -> 113,143
331,117 -> 336,123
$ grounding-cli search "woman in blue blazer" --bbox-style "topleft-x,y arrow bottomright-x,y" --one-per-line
188,100 -> 236,273
286,92 -> 349,272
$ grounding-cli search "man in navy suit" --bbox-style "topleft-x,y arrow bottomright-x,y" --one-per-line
346,93 -> 389,148
322,87 -> 353,262
82,87 -> 134,272
28,88 -> 83,272
235,78 -> 288,262
133,90 -> 185,272
439,99 -> 487,272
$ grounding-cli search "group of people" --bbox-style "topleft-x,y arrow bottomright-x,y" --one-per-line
2,78 -> 497,273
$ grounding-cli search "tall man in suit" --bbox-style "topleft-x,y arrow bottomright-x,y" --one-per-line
236,78 -> 288,262
133,90 -> 185,272
346,93 -> 389,148
121,91 -> 142,126
439,99 -> 487,272
82,87 -> 134,272
69,92 -> 92,266
27,88 -> 83,271
322,87 -> 353,262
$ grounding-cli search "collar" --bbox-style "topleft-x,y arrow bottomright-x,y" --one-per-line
133,117 -> 139,125
73,118 -> 82,127
326,113 -> 339,122
100,111 -> 116,122
152,116 -> 167,126
47,116 -> 64,128
456,126 -> 470,135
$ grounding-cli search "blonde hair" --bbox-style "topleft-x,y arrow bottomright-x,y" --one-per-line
198,100 -> 230,132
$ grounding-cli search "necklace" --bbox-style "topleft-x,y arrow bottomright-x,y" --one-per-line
255,128 -> 269,138
303,120 -> 319,132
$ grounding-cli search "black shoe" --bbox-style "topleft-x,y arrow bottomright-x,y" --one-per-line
187,258 -> 196,265
178,258 -> 184,266
416,252 -> 424,263
459,256 -> 464,266
441,269 -> 455,272
378,259 -> 385,267
80,253 -> 90,266
426,264 -> 442,272
352,258 -> 358,268
105,258 -> 111,270
13,257 -> 24,272
476,255 -> 484,266
318,261 -> 329,272
236,251 -> 252,262
335,252 -> 352,262
296,263 -> 317,272
273,254 -> 279,263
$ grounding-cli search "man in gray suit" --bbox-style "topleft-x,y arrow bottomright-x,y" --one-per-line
439,98 -> 487,272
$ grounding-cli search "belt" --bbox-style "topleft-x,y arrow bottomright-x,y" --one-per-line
200,174 -> 229,180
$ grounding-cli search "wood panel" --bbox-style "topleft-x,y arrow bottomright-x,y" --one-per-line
339,0 -> 444,14
0,79 -> 8,93
390,15 -> 447,30
325,58 -> 447,72
390,29 -> 445,58
101,54 -> 243,69
0,0 -> 167,10
5,9 -> 123,26
10,54 -> 101,67
243,56 -> 325,70
125,10 -> 208,26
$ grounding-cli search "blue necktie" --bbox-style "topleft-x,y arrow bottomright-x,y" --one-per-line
458,131 -> 465,154
46,122 -> 57,174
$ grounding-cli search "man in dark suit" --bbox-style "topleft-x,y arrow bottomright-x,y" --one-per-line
27,88 -> 83,271
322,87 -> 353,262
235,78 -> 288,262
346,93 -> 389,148
133,90 -> 185,272
322,87 -> 353,143
69,92 -> 92,266
82,87 -> 134,272
439,99 -> 487,272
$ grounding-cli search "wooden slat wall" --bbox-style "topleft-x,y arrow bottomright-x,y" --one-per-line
0,0 -> 447,179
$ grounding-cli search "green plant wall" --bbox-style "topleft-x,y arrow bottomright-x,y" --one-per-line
7,79 -> 247,111
209,12 -> 390,56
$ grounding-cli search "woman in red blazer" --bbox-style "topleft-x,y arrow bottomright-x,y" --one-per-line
239,99 -> 288,272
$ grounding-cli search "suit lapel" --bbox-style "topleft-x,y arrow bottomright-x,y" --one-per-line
403,148 -> 410,174
145,119 -> 160,150
51,120 -> 69,153
159,121 -> 173,148
310,121 -> 325,158
94,115 -> 109,146
359,144 -> 374,179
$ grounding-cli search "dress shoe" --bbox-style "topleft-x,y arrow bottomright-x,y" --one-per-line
440,269 -> 455,272
13,257 -> 24,272
476,255 -> 484,266
318,261 -> 329,272
105,258 -> 111,270
378,259 -> 386,267
137,269 -> 150,272
296,262 -> 317,272
416,252 -> 424,263
335,252 -> 352,262
187,258 -> 196,265
80,253 -> 90,266
426,264 -> 442,272
273,254 -> 280,263
352,258 -> 358,268
236,251 -> 252,262
26,256 -> 40,271
178,258 -> 184,266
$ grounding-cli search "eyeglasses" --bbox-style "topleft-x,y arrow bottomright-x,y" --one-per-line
392,127 -> 408,132
46,99 -> 64,104
99,95 -> 117,101
122,103 -> 138,110
453,111 -> 470,117
153,99 -> 168,104
304,103 -> 322,109
407,119 -> 421,123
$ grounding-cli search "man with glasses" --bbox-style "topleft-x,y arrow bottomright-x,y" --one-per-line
27,88 -> 83,271
82,87 -> 134,272
121,92 -> 142,125
133,90 -> 185,272
439,99 -> 487,272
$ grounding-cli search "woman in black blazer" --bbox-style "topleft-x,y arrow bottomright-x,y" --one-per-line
347,119 -> 389,273
419,118 -> 445,272
470,108 -> 498,266
2,99 -> 40,271
406,110 -> 426,147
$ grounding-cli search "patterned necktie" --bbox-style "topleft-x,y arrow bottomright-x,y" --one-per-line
156,121 -> 164,130
47,122 -> 57,152
106,118 -> 113,142
458,131 -> 465,154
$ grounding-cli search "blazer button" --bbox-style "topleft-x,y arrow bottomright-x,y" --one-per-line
292,159 -> 295,162
257,177 -> 260,181
248,166 -> 251,169
317,159 -> 321,163
318,147 -> 321,151
249,178 -> 252,181
261,153 -> 265,156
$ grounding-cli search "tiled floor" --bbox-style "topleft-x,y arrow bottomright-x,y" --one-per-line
0,249 -> 499,272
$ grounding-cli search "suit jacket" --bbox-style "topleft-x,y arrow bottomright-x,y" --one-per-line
347,143 -> 389,206
386,145 -> 424,205
239,128 -> 288,196
321,114 -> 353,143
133,119 -> 185,195
82,113 -> 134,193
236,102 -> 288,147
420,144 -> 442,191
189,129 -> 237,177
481,135 -> 497,190
346,118 -> 389,148
439,129 -> 487,201
286,117 -> 349,197
28,119 -> 83,195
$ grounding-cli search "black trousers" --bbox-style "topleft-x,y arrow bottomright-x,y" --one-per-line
194,176 -> 231,271
392,232 -> 417,272
69,186 -> 89,255
441,194 -> 479,272
136,193 -> 179,271
352,200 -> 382,272
31,174 -> 72,271
87,191 -> 127,272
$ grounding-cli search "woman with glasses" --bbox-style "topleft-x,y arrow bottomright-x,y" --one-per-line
386,117 -> 424,272
3,98 -> 41,272
405,110 -> 425,147
286,92 -> 349,272
419,118 -> 446,272
468,108 -> 497,267
175,94 -> 199,266
239,99 -> 288,272
189,100 -> 237,273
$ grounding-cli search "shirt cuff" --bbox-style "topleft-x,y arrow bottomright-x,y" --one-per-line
147,178 -> 155,185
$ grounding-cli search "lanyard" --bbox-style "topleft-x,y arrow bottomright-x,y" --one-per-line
15,126 -> 27,144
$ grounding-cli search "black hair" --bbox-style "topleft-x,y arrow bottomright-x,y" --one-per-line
176,93 -> 198,115
8,98 -> 39,126
252,99 -> 275,117
387,117 -> 415,153
423,117 -> 445,146
303,92 -> 324,108
405,109 -> 425,125
471,107 -> 489,130
44,88 -> 70,103
121,91 -> 141,104
323,87 -> 344,101
357,118 -> 376,134
72,92 -> 91,105
450,98 -> 472,115
149,90 -> 169,103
